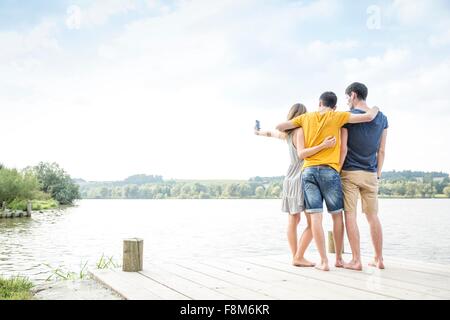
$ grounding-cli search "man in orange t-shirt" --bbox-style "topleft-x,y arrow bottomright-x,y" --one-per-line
276,92 -> 379,271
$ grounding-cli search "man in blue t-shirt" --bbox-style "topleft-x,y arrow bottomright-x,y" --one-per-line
339,82 -> 388,271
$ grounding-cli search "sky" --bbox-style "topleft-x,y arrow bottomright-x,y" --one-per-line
1,0 -> 450,181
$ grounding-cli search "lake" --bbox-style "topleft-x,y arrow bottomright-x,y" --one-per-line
1,199 -> 449,283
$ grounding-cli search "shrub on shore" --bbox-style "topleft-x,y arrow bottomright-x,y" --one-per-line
7,199 -> 59,211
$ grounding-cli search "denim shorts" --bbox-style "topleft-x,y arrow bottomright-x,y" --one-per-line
301,166 -> 344,214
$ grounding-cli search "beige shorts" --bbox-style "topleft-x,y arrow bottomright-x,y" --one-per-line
341,170 -> 379,215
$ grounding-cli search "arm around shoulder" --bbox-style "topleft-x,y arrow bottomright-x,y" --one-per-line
276,120 -> 297,132
347,106 -> 380,124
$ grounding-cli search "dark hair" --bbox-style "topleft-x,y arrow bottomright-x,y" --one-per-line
345,82 -> 368,100
319,91 -> 337,108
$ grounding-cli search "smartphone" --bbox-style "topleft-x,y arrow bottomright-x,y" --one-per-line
255,120 -> 260,131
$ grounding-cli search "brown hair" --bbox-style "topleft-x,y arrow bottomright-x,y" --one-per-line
286,103 -> 307,135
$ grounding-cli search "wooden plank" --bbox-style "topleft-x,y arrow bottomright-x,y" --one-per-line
202,258 -> 394,300
286,252 -> 450,276
91,254 -> 450,301
90,268 -> 190,300
244,255 -> 449,300
173,261 -> 319,300
116,270 -> 192,300
159,262 -> 274,300
90,269 -> 161,300
361,255 -> 450,276
139,265 -> 233,300
268,254 -> 450,290
321,257 -> 450,299
268,254 -> 448,282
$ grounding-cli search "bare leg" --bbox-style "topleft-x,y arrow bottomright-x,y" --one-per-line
293,212 -> 315,267
310,213 -> 329,271
287,213 -> 300,258
366,213 -> 385,269
332,212 -> 345,268
343,211 -> 362,271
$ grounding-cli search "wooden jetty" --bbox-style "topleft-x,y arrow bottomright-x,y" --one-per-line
0,201 -> 32,219
90,239 -> 450,300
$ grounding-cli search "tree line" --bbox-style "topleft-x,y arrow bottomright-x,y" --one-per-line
80,181 -> 283,199
78,171 -> 450,199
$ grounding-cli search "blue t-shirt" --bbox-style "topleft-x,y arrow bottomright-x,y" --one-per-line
342,109 -> 388,172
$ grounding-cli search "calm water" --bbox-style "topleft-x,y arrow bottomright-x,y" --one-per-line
1,199 -> 449,283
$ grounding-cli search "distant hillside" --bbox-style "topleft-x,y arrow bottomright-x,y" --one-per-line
382,170 -> 448,181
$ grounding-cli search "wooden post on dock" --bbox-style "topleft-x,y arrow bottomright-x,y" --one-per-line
26,201 -> 32,217
328,231 -> 345,254
123,238 -> 144,272
2,201 -> 6,211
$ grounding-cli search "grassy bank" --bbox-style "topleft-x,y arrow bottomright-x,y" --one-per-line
0,276 -> 34,300
7,199 -> 59,211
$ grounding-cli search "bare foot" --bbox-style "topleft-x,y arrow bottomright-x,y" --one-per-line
368,258 -> 385,269
292,257 -> 316,267
344,260 -> 363,271
315,262 -> 330,271
335,258 -> 345,268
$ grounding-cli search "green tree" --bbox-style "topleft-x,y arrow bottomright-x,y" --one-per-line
139,185 -> 153,199
405,182 -> 417,197
209,185 -> 222,198
238,183 -> 252,197
111,187 -> 123,199
394,182 -> 407,196
255,186 -> 265,199
444,186 -> 450,198
0,167 -> 42,203
192,183 -> 208,194
125,185 -> 139,199
171,184 -> 182,198
222,183 -> 240,198
181,184 -> 192,196
379,182 -> 393,196
435,180 -> 447,194
100,187 -> 110,198
270,185 -> 282,198
27,162 -> 80,205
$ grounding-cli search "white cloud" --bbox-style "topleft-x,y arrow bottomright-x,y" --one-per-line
307,40 -> 359,52
389,0 -> 449,25
429,30 -> 450,47
0,20 -> 60,107
343,49 -> 411,84
65,0 -> 137,29
0,21 -> 59,61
